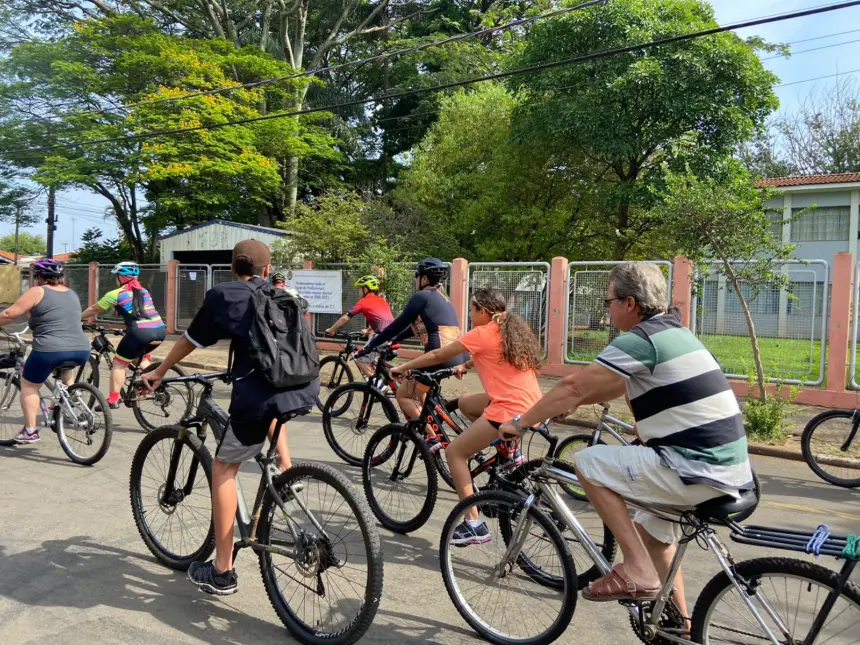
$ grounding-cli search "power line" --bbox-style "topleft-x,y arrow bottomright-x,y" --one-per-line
777,67 -> 860,87
761,37 -> 860,61
4,0 -> 860,156
15,0 -> 612,125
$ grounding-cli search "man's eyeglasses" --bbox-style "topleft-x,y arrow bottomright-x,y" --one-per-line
604,297 -> 625,308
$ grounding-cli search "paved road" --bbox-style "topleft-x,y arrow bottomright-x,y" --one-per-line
0,373 -> 858,645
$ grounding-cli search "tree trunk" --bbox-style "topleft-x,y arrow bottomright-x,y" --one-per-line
13,207 -> 20,266
614,201 -> 629,260
721,259 -> 768,403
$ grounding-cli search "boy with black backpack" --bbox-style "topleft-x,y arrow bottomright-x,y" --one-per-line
142,239 -> 320,595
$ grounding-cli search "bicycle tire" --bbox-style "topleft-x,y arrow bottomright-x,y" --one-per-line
322,382 -> 398,466
129,425 -> 215,571
132,363 -> 194,432
691,557 -> 860,644
553,432 -> 606,500
440,490 -> 577,645
56,382 -> 113,465
362,423 -> 438,534
0,373 -> 21,446
502,458 -> 617,589
801,409 -> 860,488
316,356 -> 354,413
729,470 -> 761,523
258,462 -> 383,645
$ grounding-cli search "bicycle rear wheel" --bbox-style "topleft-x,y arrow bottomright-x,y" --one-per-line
0,373 -> 21,446
56,382 -> 113,465
129,425 -> 215,570
258,462 -> 383,645
440,490 -> 576,645
131,363 -> 194,431
691,557 -> 860,645
362,423 -> 437,534
801,409 -> 860,488
322,382 -> 398,466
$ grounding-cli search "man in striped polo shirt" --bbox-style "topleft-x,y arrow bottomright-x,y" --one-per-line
501,262 -> 752,616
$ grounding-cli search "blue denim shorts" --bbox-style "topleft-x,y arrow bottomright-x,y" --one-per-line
22,350 -> 90,384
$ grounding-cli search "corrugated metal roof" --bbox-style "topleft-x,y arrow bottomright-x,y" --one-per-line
158,219 -> 291,241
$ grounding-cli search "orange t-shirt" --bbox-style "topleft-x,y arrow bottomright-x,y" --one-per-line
458,321 -> 543,423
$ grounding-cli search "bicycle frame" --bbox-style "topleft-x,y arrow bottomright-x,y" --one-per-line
161,373 -> 322,565
503,450 -> 833,645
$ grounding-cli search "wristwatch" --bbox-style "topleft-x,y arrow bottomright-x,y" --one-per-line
511,414 -> 526,434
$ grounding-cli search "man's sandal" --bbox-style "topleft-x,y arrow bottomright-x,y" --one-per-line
581,564 -> 660,602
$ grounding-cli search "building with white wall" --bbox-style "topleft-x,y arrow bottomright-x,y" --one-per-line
159,219 -> 292,265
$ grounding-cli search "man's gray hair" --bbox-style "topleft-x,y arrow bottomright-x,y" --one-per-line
608,262 -> 668,315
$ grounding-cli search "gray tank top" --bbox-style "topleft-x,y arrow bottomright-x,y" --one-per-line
29,287 -> 90,353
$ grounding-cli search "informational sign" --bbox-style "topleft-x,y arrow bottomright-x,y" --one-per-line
284,269 -> 342,314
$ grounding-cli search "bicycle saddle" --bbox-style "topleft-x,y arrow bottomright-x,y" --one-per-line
53,360 -> 84,371
693,489 -> 757,523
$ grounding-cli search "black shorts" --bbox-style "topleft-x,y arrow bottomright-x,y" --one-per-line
115,326 -> 166,364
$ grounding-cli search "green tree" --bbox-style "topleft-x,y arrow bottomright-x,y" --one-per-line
655,161 -> 794,404
0,231 -> 45,255
510,0 -> 779,259
394,82 -> 603,261
0,16 -> 338,259
71,227 -> 129,264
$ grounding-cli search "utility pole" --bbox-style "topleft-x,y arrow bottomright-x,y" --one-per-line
71,217 -> 76,251
13,205 -> 20,266
62,243 -> 68,253
46,186 -> 56,258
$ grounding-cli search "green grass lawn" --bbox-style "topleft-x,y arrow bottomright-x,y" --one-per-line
568,329 -> 824,383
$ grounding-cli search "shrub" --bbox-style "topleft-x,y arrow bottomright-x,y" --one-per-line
743,380 -> 798,443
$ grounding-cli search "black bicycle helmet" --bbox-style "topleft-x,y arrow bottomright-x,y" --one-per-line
415,257 -> 448,284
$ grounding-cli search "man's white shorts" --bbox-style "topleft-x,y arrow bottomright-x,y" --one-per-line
574,444 -> 726,545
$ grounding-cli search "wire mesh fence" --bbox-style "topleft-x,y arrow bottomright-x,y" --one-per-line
175,265 -> 209,330
62,264 -> 91,311
692,260 -> 828,385
565,261 -> 673,364
96,264 -> 169,323
852,262 -> 860,390
466,263 -> 550,358
211,264 -> 234,288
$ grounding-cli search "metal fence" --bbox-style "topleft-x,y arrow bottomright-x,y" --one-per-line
848,262 -> 860,389
175,265 -> 209,330
96,264 -> 169,323
466,262 -> 550,358
565,261 -> 673,364
692,260 -> 828,386
61,264 -> 91,310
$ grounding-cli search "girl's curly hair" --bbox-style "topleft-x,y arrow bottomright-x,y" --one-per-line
471,288 -> 542,371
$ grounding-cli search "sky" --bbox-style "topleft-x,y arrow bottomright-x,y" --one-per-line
4,0 -> 860,256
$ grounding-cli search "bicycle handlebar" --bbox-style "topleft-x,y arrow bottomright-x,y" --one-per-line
0,326 -> 30,346
410,367 -> 456,385
134,370 -> 231,390
82,323 -> 125,336
328,331 -> 366,342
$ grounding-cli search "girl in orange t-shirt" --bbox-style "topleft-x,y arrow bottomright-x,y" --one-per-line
391,287 -> 542,545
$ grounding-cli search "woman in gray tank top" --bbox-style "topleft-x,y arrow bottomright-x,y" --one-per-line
0,259 -> 90,444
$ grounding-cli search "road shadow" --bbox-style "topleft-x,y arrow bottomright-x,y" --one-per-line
757,471 -> 860,506
0,443 -> 88,468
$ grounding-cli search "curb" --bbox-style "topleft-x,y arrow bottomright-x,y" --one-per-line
747,443 -> 804,462
178,360 -> 227,373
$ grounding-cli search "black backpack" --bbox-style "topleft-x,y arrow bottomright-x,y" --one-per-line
231,281 -> 320,388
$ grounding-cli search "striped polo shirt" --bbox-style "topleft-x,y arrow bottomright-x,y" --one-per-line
595,314 -> 753,493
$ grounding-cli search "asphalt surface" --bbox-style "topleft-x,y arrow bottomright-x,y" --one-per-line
0,368 -> 858,645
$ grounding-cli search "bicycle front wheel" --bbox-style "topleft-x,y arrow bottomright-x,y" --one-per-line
362,423 -> 437,534
316,356 -> 354,413
553,432 -> 605,500
440,490 -> 577,645
0,372 -> 22,446
258,462 -> 383,645
691,557 -> 860,645
132,363 -> 194,431
801,409 -> 860,488
56,382 -> 113,465
323,382 -> 398,466
129,425 -> 215,570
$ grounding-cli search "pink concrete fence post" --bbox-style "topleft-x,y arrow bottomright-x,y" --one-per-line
672,256 -> 693,328
87,262 -> 98,323
449,258 -> 469,331
165,259 -> 178,334
826,251 -> 853,393
546,256 -> 570,368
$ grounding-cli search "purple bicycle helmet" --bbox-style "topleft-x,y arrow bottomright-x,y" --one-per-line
32,258 -> 64,278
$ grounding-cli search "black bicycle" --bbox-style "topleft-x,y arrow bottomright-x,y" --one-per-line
129,371 -> 384,645
801,407 -> 860,488
316,331 -> 368,411
79,324 -> 193,431
321,341 -> 403,466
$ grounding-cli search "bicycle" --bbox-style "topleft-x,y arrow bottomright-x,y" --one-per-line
129,371 -> 384,645
554,402 -> 762,523
321,340 -> 404,466
0,327 -> 113,465
79,323 -> 193,431
316,331 -> 370,411
440,422 -> 860,645
362,368 -> 526,534
801,407 -> 860,488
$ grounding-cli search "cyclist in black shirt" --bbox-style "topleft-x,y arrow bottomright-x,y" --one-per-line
360,258 -> 467,451
142,239 -> 319,596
